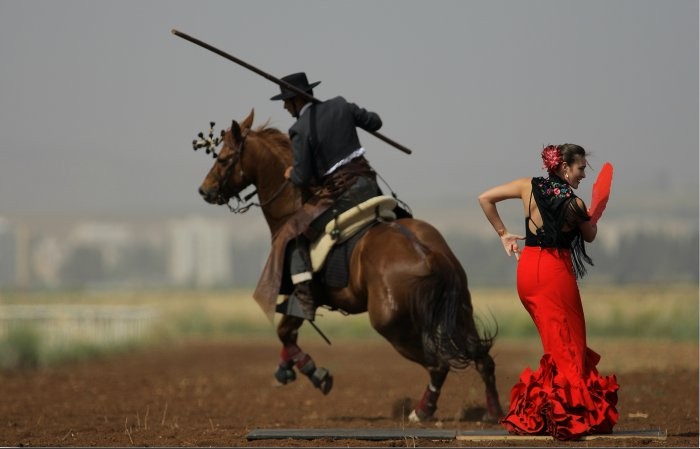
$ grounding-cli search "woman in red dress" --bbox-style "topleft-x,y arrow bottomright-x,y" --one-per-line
478,144 -> 619,440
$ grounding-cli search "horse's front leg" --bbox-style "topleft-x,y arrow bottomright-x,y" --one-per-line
274,314 -> 333,395
274,314 -> 303,386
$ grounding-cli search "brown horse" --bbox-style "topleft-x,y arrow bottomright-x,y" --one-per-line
198,109 -> 504,422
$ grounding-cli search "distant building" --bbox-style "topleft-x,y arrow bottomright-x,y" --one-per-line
168,216 -> 232,287
31,235 -> 64,287
68,221 -> 132,270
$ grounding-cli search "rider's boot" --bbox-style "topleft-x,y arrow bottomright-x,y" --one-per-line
277,235 -> 316,321
287,280 -> 316,321
275,278 -> 317,321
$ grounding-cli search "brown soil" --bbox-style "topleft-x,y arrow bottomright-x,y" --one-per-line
1,336 -> 697,447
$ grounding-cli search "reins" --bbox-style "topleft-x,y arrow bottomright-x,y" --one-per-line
374,171 -> 413,217
226,178 -> 291,214
226,158 -> 410,217
220,131 -> 292,214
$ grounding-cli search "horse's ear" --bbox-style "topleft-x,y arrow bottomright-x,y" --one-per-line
231,120 -> 242,142
240,109 -> 254,133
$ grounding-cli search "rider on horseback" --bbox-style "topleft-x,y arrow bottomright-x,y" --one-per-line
271,72 -> 384,321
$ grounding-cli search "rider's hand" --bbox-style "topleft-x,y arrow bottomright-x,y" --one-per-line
284,166 -> 293,180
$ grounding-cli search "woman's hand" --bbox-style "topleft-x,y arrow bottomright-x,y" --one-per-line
500,232 -> 525,260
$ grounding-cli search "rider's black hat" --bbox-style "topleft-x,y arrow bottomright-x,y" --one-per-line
270,72 -> 321,101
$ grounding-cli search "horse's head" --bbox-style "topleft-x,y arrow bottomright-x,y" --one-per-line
198,109 -> 256,205
196,109 -> 300,229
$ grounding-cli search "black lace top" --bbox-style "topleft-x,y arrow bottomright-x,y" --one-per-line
525,175 -> 593,278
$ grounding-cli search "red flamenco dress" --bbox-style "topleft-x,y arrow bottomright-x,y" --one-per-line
500,175 -> 619,440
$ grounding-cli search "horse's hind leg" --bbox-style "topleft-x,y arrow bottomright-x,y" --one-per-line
475,353 -> 504,422
275,314 -> 333,395
408,367 -> 449,422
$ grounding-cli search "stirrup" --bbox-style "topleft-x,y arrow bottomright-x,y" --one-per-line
275,294 -> 315,321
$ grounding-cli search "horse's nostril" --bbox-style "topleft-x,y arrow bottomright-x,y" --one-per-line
198,187 -> 207,197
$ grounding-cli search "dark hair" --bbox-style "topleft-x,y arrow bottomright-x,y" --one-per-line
542,143 -> 588,174
559,143 -> 587,165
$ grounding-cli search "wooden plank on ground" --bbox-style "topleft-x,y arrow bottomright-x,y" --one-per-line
247,427 -> 667,442
455,428 -> 667,441
246,428 -> 456,441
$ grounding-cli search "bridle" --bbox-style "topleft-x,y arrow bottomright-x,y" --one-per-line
214,130 -> 290,214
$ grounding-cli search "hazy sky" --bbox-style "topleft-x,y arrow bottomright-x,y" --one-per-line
1,0 -> 697,221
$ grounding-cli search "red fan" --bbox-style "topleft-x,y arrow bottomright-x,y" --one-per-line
588,162 -> 613,225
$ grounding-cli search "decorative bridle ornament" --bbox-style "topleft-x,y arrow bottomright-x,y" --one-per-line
192,121 -> 225,158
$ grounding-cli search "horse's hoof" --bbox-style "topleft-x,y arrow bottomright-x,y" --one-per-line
408,408 -> 434,422
274,365 -> 296,385
310,367 -> 333,395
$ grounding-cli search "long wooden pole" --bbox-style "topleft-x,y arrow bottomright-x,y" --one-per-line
171,29 -> 412,155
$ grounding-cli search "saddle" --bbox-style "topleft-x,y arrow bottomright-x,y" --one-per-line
310,195 -> 397,283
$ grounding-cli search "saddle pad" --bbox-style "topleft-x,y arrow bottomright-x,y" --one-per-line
310,195 -> 397,271
319,226 -> 367,288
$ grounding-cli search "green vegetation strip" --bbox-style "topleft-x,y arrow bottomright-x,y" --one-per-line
0,283 -> 696,369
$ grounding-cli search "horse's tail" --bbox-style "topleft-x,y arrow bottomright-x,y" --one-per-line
409,249 -> 497,370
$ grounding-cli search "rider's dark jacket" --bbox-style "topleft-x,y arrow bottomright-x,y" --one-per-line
287,96 -> 382,187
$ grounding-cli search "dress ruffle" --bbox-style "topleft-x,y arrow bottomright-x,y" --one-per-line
501,351 -> 619,441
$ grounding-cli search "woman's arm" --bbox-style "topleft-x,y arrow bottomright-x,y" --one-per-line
573,197 -> 598,242
478,178 -> 530,258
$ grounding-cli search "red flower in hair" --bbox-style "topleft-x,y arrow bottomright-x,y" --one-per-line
541,145 -> 562,172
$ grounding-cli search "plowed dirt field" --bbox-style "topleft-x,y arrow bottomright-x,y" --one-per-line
1,337 -> 697,447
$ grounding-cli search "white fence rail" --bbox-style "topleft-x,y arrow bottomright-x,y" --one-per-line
0,305 -> 159,347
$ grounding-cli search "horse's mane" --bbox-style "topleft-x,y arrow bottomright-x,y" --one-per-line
251,120 -> 292,160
